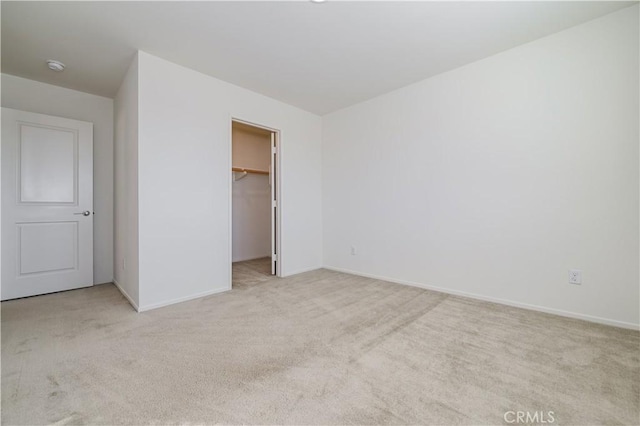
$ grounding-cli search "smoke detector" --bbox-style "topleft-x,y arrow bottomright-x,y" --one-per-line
46,60 -> 65,72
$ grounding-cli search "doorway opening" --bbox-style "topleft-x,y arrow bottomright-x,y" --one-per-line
231,119 -> 280,288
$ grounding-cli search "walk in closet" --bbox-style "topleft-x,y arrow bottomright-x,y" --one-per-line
231,121 -> 277,276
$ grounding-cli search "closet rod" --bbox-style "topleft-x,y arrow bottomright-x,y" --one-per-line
232,167 -> 269,175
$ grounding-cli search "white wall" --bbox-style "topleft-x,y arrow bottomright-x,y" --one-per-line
113,55 -> 140,307
322,7 -> 639,328
232,125 -> 272,262
1,74 -> 114,285
232,174 -> 271,262
136,51 -> 322,310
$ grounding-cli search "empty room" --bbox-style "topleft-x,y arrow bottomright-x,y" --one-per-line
1,1 -> 638,425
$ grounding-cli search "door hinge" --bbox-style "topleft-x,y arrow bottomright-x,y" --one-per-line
273,254 -> 278,262
272,200 -> 277,208
271,146 -> 277,155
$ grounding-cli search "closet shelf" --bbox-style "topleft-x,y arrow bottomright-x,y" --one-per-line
232,167 -> 269,175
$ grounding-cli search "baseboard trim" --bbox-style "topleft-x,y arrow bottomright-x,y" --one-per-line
137,286 -> 231,313
113,279 -> 140,312
232,255 -> 271,263
323,266 -> 639,331
282,265 -> 322,277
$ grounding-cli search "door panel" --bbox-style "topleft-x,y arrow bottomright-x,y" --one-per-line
2,108 -> 93,300
19,124 -> 77,204
18,221 -> 78,275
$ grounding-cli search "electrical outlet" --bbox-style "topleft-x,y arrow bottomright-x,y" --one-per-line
568,269 -> 582,285
350,246 -> 357,256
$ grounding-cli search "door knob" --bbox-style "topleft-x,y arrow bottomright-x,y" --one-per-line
74,210 -> 91,216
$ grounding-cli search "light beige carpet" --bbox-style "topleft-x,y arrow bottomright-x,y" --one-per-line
2,258 -> 639,425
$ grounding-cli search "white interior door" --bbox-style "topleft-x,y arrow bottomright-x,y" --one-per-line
270,132 -> 277,275
1,108 -> 94,300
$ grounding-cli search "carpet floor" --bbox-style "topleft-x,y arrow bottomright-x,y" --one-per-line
1,258 -> 638,425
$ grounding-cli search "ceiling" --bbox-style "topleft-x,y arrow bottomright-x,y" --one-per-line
2,1 -> 636,115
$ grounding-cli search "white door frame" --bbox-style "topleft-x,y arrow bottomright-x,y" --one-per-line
229,117 -> 282,281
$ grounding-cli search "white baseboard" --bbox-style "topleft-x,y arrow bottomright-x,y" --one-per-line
232,255 -> 271,263
323,266 -> 639,331
282,265 -> 322,277
113,279 -> 140,312
137,286 -> 231,313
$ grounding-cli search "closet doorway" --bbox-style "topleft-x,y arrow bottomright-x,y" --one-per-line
231,120 -> 280,284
